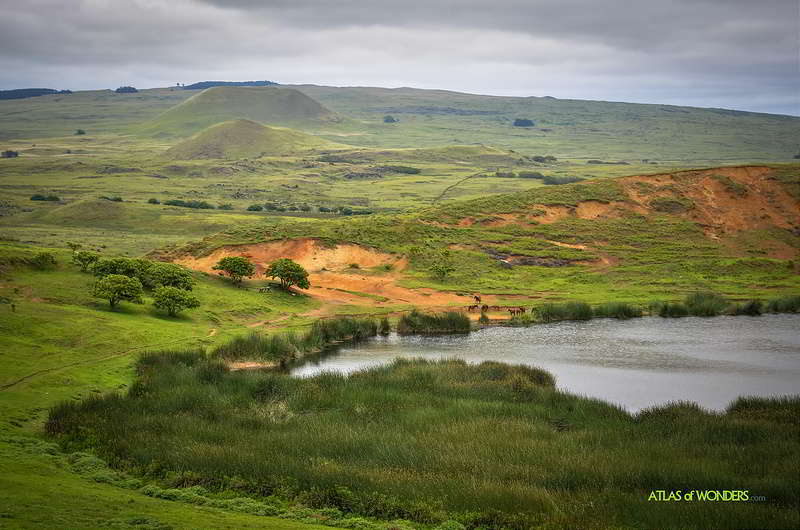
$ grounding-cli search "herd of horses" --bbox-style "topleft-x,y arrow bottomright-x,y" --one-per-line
466,295 -> 527,316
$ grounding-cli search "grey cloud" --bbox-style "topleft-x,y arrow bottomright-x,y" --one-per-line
0,0 -> 796,115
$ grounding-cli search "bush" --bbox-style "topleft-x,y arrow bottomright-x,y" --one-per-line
1,150 -> 20,158
147,198 -> 160,204
513,118 -> 534,127
766,295 -> 800,313
593,302 -> 642,319
656,302 -> 689,318
542,175 -> 583,185
148,262 -> 195,290
72,250 -> 99,272
152,286 -> 200,316
534,301 -> 592,322
30,194 -> 60,201
164,199 -> 214,209
100,196 -> 123,202
685,291 -> 727,316
247,204 -> 264,211
115,86 -> 138,93
31,251 -> 57,270
217,203 -> 233,210
730,300 -> 762,316
383,115 -> 397,123
74,129 -> 86,135
397,310 -> 470,334
318,206 -> 332,213
518,171 -> 544,179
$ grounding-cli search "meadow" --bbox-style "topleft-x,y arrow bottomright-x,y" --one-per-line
1,84 -> 799,529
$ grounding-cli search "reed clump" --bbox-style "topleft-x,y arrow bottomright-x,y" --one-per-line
396,310 -> 470,334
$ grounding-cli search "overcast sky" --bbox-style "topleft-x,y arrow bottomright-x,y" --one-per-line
1,0 -> 798,115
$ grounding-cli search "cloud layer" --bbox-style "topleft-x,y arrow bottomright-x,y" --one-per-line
1,0 -> 797,114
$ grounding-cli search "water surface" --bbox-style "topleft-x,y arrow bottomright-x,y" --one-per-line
291,315 -> 800,412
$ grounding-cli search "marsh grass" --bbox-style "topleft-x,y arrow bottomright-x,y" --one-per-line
47,355 -> 800,530
396,310 -> 470,334
212,316 -> 378,362
766,295 -> 800,313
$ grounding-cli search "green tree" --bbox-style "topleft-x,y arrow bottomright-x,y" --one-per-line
152,286 -> 200,316
148,262 -> 195,290
212,256 -> 255,284
430,248 -> 456,281
66,241 -> 82,253
265,258 -> 310,290
72,250 -> 99,272
92,274 -> 143,308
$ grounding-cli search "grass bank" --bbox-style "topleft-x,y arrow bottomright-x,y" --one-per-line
46,354 -> 799,530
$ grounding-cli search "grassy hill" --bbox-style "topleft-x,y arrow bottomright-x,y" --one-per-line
165,119 -> 335,160
138,86 -> 338,138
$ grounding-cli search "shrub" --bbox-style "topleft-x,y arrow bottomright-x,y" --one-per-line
766,295 -> 800,313
429,249 -> 456,281
217,203 -> 233,210
147,198 -> 160,204
518,171 -> 544,179
147,262 -> 195,290
92,274 -> 143,308
100,196 -> 123,202
685,291 -> 727,316
247,204 -> 263,211
593,302 -> 642,319
212,256 -> 255,284
379,317 -> 391,335
92,257 -> 152,285
265,258 -> 310,290
542,175 -> 583,185
397,310 -> 470,334
72,250 -> 99,272
74,129 -> 86,135
383,115 -> 397,123
31,251 -> 57,270
534,301 -> 592,322
152,286 -> 200,316
115,86 -> 138,93
164,199 -> 214,209
657,302 -> 689,318
30,194 -> 60,201
318,206 -> 332,213
1,150 -> 20,158
513,118 -> 534,127
730,300 -> 762,316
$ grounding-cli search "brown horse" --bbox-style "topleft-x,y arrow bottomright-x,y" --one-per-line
474,294 -> 482,303
467,305 -> 480,312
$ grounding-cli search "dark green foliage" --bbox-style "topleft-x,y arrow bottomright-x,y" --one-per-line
30,194 -> 60,201
217,203 -> 234,210
534,301 -> 592,322
766,295 -> 800,313
429,248 -> 456,281
374,165 -> 420,174
542,175 -> 583,185
163,199 -> 215,209
0,88 -> 61,99
115,86 -> 138,93
517,171 -> 544,178
100,196 -> 123,202
212,256 -> 255,284
379,317 -> 391,335
212,316 -> 378,362
74,129 -> 86,135
92,257 -> 149,281
712,174 -> 748,197
592,302 -> 642,319
383,115 -> 397,123
494,171 -> 516,178
396,310 -> 470,334
92,274 -> 143,308
655,302 -> 690,318
299,203 -> 311,212
318,206 -> 332,213
650,197 -> 692,213
152,286 -> 200,316
31,251 -> 57,270
730,299 -> 763,316
182,80 -> 277,90
147,198 -> 160,204
685,291 -> 728,316
246,204 -> 263,211
147,262 -> 195,290
265,258 -> 310,290
1,149 -> 19,158
72,250 -> 99,272
513,118 -> 534,127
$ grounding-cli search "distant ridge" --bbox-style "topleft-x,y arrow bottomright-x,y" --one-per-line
182,80 -> 278,90
164,119 -> 332,159
139,86 -> 336,137
0,88 -> 72,100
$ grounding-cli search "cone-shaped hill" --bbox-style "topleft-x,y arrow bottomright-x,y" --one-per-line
164,119 -> 333,160
140,86 -> 337,137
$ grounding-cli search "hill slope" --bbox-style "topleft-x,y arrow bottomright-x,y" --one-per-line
139,86 -> 336,137
164,119 -> 333,159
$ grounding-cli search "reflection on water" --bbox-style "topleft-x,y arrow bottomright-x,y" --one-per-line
291,314 -> 800,412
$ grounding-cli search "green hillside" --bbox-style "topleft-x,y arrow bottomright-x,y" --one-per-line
138,86 -> 337,138
165,119 -> 335,159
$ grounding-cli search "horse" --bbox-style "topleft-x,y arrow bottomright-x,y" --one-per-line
481,304 -> 489,312
474,294 -> 482,303
467,304 -> 479,312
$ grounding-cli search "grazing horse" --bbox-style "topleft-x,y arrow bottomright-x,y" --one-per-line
481,304 -> 489,312
474,294 -> 482,303
467,304 -> 479,312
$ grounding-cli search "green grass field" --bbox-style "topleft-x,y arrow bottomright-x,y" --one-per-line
1,84 -> 798,529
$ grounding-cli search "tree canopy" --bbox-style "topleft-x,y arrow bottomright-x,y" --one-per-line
266,258 -> 310,290
92,274 -> 143,308
212,256 -> 255,284
152,286 -> 200,316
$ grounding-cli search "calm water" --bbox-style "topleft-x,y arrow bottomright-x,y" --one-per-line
291,314 -> 800,412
